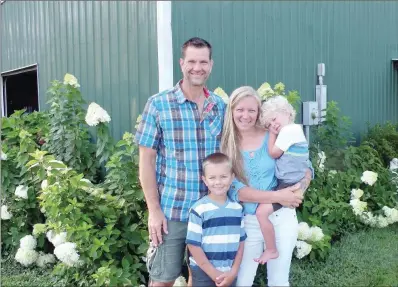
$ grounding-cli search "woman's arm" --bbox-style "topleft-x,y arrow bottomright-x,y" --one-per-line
238,184 -> 303,207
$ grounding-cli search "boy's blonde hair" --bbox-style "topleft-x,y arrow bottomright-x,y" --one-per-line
260,95 -> 296,127
220,86 -> 262,185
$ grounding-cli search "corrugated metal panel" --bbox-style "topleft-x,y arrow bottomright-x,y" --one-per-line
172,1 -> 398,136
1,1 -> 158,139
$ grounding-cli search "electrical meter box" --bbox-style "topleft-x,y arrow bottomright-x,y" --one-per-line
302,101 -> 319,126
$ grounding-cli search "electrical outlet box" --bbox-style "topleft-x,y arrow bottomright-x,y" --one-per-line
302,101 -> 319,126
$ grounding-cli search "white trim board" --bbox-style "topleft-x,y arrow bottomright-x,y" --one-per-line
157,1 -> 174,92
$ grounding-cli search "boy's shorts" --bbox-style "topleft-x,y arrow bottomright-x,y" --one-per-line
190,265 -> 237,287
146,220 -> 188,283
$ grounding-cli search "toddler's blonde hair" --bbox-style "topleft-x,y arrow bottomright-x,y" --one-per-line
260,95 -> 296,127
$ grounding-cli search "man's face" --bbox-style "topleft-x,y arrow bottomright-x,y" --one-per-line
180,47 -> 213,87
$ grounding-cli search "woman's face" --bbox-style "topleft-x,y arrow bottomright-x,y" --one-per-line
232,96 -> 259,132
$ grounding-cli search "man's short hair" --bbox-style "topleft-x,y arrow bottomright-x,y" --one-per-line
202,152 -> 233,175
181,37 -> 212,59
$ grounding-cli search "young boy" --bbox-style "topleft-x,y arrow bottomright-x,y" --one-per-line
254,95 -> 310,264
186,152 -> 246,287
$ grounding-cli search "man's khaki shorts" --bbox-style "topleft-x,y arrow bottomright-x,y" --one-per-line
146,220 -> 188,283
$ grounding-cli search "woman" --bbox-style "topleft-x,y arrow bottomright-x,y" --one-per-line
221,86 -> 312,286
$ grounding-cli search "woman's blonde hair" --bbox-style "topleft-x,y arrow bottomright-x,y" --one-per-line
260,95 -> 296,127
220,86 -> 262,185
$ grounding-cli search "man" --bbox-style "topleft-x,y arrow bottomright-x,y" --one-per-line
135,37 -> 303,286
135,37 -> 225,286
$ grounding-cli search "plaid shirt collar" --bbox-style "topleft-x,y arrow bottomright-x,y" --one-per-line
172,80 -> 212,103
172,80 -> 216,118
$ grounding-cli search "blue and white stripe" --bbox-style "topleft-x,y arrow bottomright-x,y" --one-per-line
186,196 -> 246,271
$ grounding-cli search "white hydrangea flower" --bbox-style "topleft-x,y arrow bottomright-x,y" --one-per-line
214,87 -> 229,104
328,170 -> 337,177
15,185 -> 28,199
274,82 -> 285,92
1,150 -> 7,160
36,252 -> 56,268
52,232 -> 67,247
389,158 -> 398,171
33,224 -> 47,236
295,240 -> 312,259
317,151 -> 326,172
85,102 -> 111,126
1,205 -> 12,220
41,180 -> 48,190
375,215 -> 389,228
257,82 -> 275,100
135,114 -> 143,130
308,226 -> 325,242
173,275 -> 188,287
15,248 -> 39,267
297,222 -> 311,241
382,206 -> 398,224
350,199 -> 367,216
350,188 -> 364,199
46,230 -> 55,243
20,235 -> 37,250
359,212 -> 376,227
54,242 -> 80,267
361,171 -> 378,186
63,73 -> 80,88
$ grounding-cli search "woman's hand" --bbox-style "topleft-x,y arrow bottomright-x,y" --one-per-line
277,183 -> 303,207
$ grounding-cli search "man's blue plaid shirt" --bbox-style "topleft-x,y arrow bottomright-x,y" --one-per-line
135,81 -> 226,222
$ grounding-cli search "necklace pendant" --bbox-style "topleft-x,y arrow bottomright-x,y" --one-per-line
249,151 -> 255,158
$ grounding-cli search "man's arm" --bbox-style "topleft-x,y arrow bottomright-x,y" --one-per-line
139,146 -> 167,247
299,168 -> 312,195
268,132 -> 284,159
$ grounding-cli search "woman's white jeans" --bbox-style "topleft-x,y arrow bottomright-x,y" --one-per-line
236,207 -> 298,287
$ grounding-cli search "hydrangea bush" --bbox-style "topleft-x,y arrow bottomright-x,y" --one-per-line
1,111 -> 48,252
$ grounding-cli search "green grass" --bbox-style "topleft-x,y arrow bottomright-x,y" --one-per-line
0,257 -> 66,287
291,224 -> 398,286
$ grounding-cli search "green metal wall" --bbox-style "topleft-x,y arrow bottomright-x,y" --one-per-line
1,1 -> 158,139
172,1 -> 398,137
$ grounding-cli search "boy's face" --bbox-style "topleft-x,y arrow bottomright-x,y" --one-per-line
268,112 -> 291,134
202,162 -> 234,197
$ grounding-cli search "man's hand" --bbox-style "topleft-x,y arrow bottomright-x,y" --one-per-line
139,146 -> 167,247
148,208 -> 168,247
299,168 -> 312,195
277,183 -> 303,207
215,271 -> 237,287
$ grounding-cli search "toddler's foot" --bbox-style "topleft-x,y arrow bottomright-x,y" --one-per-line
254,249 -> 279,264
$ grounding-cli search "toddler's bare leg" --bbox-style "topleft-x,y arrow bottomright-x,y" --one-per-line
254,203 -> 279,264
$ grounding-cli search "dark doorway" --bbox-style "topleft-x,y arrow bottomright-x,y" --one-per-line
2,68 -> 39,116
